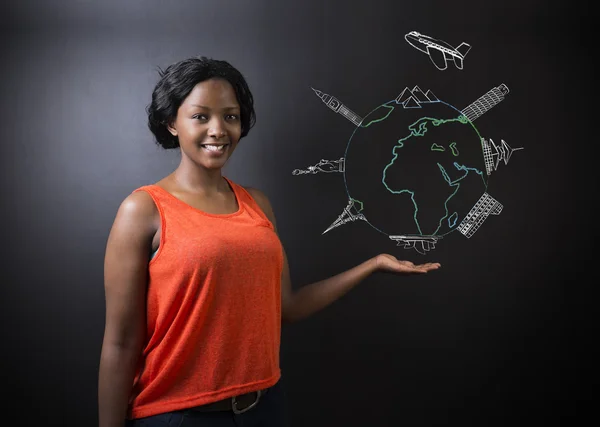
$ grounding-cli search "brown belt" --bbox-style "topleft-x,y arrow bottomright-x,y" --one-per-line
190,388 -> 269,414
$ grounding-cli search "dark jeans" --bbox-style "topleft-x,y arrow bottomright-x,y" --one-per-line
125,379 -> 289,427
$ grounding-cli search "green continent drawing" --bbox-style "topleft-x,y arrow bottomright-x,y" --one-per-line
344,100 -> 488,237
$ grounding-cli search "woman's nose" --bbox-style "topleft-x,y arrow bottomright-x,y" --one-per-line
208,119 -> 226,139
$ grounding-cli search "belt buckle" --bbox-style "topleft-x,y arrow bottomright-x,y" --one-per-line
232,390 -> 262,414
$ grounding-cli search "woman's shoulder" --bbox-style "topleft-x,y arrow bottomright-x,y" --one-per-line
242,185 -> 266,201
241,185 -> 277,223
239,185 -> 267,206
112,187 -> 160,230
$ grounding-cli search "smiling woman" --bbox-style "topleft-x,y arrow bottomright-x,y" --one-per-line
98,56 -> 440,427
166,78 -> 242,170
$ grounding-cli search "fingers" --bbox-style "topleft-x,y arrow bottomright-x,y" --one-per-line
411,262 -> 441,273
395,260 -> 439,269
383,260 -> 441,274
420,263 -> 441,271
397,264 -> 428,273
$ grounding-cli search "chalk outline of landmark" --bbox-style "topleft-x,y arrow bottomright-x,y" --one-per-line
460,84 -> 509,122
405,31 -> 471,70
292,157 -> 345,175
311,88 -> 363,126
482,138 -> 524,175
395,86 -> 439,109
322,198 -> 367,235
457,192 -> 503,238
389,235 -> 442,255
297,83 -> 520,253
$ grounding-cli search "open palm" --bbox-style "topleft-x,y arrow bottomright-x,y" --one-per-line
375,254 -> 441,274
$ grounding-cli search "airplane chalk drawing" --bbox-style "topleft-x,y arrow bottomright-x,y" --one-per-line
405,31 -> 471,70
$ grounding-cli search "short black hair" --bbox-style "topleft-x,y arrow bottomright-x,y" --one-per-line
146,56 -> 256,149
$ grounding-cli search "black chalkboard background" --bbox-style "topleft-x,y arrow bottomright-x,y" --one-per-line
0,1 -> 592,425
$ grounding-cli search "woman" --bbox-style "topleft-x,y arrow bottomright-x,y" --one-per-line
98,56 -> 440,427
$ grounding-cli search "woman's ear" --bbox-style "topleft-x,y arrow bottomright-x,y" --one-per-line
167,120 -> 178,136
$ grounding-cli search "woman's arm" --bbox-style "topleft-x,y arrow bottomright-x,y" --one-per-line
246,188 -> 440,323
98,191 -> 158,427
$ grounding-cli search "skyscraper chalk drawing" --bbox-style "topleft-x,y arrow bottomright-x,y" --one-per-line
457,193 -> 503,238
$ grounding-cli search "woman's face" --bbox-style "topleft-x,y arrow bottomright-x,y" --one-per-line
168,78 -> 242,170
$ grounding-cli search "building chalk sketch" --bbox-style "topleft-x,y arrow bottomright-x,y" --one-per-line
460,84 -> 509,122
322,198 -> 367,235
482,138 -> 524,175
389,235 -> 442,255
292,158 -> 345,175
311,88 -> 363,126
457,192 -> 503,238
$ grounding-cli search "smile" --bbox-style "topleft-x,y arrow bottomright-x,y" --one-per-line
201,143 -> 229,152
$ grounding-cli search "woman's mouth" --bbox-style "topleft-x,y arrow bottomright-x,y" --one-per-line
201,143 -> 229,155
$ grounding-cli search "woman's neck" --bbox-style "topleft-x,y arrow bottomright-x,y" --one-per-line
171,161 -> 227,195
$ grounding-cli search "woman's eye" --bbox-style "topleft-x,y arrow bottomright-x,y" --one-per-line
226,114 -> 240,121
193,114 -> 208,120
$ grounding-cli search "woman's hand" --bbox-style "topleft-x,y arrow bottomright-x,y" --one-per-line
374,254 -> 441,274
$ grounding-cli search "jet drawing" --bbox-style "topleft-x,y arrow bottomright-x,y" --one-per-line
405,31 -> 471,70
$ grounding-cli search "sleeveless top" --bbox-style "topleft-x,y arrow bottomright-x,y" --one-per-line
127,177 -> 283,419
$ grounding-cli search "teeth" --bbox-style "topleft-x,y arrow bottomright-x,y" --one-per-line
203,145 -> 226,152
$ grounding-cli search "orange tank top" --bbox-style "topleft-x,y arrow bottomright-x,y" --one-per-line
127,177 -> 283,419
